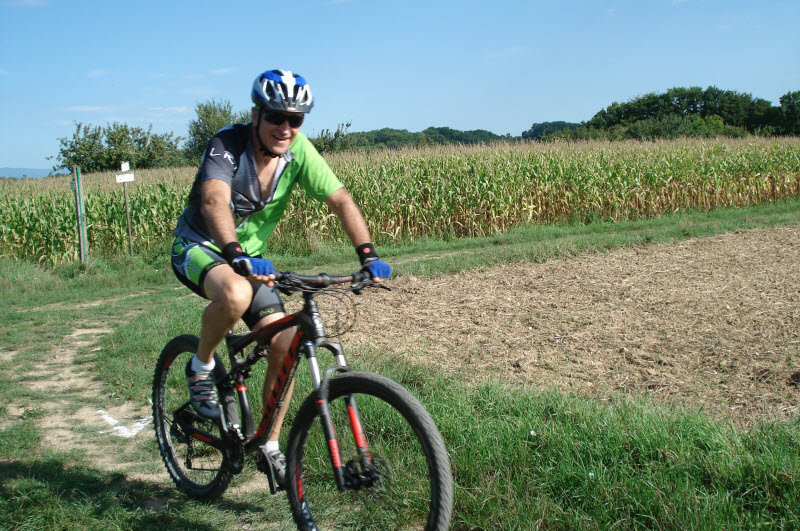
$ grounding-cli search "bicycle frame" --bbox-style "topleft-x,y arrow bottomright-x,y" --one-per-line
178,283 -> 373,491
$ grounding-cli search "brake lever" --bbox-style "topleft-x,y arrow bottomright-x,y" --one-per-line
350,280 -> 368,295
350,279 -> 392,295
274,272 -> 302,296
277,285 -> 300,296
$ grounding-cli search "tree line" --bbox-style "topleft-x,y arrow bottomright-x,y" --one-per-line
525,86 -> 800,141
50,99 -> 249,173
52,86 -> 799,172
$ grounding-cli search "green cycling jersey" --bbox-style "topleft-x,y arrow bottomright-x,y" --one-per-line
173,123 -> 343,256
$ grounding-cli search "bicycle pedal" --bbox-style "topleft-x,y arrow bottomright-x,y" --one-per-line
255,452 -> 285,494
266,469 -> 282,495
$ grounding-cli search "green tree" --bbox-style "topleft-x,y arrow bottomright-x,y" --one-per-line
779,90 -> 800,135
51,122 -> 183,173
104,122 -> 139,169
184,99 -> 251,164
522,121 -> 579,140
51,123 -> 106,173
576,85 -> 795,139
308,122 -> 355,154
414,132 -> 433,148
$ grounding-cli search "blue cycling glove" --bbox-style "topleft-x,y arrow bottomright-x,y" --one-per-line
356,243 -> 391,279
231,256 -> 276,277
364,258 -> 391,279
221,242 -> 276,278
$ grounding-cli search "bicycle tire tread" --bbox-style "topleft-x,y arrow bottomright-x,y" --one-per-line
286,371 -> 453,530
152,335 -> 234,501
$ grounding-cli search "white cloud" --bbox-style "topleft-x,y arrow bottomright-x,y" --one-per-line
149,106 -> 190,114
47,119 -> 74,127
86,68 -> 107,79
183,85 -> 216,99
182,73 -> 207,81
210,67 -> 238,76
64,105 -> 114,112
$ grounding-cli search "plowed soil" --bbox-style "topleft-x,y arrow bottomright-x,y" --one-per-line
347,225 -> 800,426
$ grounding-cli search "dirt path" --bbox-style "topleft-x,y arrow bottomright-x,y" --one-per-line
6,297 -> 273,495
7,320 -> 162,481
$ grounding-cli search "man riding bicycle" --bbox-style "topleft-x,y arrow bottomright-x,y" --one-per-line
170,69 -> 391,487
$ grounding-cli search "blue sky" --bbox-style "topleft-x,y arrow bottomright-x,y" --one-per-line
1,0 -> 798,169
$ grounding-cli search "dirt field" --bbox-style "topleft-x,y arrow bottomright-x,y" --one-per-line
350,224 -> 800,426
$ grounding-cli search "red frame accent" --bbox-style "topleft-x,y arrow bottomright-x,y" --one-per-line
347,405 -> 369,451
250,327 -> 305,440
193,432 -> 213,443
328,439 -> 342,468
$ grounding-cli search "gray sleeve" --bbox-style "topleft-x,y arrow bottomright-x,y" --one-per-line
199,134 -> 238,186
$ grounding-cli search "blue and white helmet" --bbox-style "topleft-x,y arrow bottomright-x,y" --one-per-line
251,69 -> 314,113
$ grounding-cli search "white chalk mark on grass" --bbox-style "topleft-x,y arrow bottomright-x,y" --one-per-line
97,409 -> 152,438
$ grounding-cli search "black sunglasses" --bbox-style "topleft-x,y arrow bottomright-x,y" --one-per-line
261,109 -> 304,128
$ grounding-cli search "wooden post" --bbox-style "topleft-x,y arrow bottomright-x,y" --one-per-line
71,166 -> 88,262
116,163 -> 135,256
123,181 -> 133,256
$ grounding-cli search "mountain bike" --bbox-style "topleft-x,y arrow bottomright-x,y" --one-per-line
152,271 -> 453,530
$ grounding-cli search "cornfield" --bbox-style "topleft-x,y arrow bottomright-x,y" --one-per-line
2,138 -> 799,266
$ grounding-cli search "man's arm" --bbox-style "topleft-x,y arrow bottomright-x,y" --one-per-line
201,178 -> 239,248
324,187 -> 372,247
324,187 -> 390,281
201,177 -> 277,283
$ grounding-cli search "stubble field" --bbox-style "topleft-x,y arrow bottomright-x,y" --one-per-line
345,224 -> 799,426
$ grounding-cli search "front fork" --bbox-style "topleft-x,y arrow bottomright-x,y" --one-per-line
304,340 -> 373,490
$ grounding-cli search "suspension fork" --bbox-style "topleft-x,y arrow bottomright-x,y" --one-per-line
307,340 -> 373,490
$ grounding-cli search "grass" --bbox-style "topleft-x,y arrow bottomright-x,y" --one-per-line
397,365 -> 800,529
0,202 -> 799,529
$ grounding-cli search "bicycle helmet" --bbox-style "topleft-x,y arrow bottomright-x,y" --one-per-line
251,69 -> 314,113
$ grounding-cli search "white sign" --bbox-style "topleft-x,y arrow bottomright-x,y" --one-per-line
121,161 -> 130,172
115,172 -> 135,183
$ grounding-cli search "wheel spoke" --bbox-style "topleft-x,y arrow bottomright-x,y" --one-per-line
286,372 -> 453,530
152,336 -> 234,501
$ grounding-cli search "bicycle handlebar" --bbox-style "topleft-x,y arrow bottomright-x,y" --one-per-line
274,271 -> 390,295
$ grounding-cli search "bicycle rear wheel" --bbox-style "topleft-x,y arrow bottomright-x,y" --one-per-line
286,371 -> 453,530
152,334 -> 234,501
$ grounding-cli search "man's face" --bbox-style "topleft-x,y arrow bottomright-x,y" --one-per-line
252,107 -> 303,156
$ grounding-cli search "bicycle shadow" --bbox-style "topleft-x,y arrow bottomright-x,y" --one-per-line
0,457 -> 277,529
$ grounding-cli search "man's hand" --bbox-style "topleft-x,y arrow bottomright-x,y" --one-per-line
231,256 -> 277,285
363,258 -> 391,282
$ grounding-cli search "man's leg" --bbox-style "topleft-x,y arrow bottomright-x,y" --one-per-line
196,264 -> 254,363
252,312 -> 296,487
186,264 -> 253,418
251,312 -> 296,440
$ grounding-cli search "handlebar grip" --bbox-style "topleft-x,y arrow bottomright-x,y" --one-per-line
351,271 -> 370,283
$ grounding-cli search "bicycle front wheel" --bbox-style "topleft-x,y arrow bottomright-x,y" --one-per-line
152,335 -> 234,501
286,371 -> 453,530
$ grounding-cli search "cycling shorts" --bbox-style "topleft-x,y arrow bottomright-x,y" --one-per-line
170,236 -> 285,329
